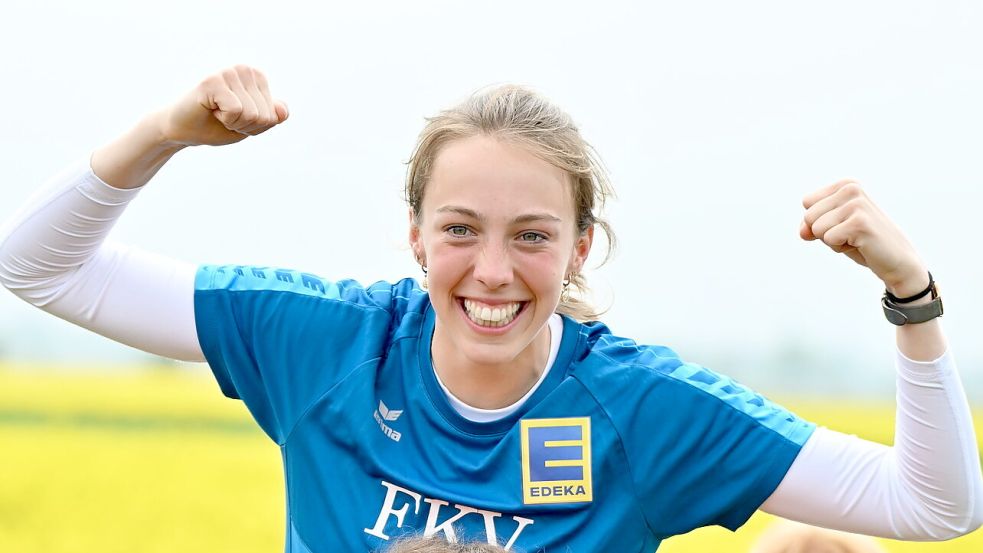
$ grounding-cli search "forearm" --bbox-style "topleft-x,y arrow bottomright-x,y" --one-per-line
90,111 -> 186,189
0,66 -> 286,362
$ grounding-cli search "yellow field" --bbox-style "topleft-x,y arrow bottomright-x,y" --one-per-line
0,364 -> 980,552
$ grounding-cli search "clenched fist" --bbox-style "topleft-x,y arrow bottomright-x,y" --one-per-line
800,179 -> 928,297
159,65 -> 289,147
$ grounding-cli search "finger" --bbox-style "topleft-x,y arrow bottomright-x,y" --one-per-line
253,68 -> 278,120
801,178 -> 859,209
235,66 -> 276,134
802,181 -> 862,233
202,79 -> 243,129
250,70 -> 289,127
822,221 -> 858,252
273,100 -> 289,123
803,181 -> 869,244
809,204 -> 850,244
799,220 -> 816,241
218,68 -> 261,132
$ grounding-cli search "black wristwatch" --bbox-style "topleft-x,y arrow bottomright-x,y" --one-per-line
881,275 -> 943,326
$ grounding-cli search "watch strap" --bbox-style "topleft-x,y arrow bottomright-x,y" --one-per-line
882,295 -> 944,326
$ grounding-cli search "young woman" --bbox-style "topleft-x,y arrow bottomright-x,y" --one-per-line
1,65 -> 980,552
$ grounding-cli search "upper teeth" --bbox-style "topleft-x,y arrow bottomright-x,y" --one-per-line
463,299 -> 521,325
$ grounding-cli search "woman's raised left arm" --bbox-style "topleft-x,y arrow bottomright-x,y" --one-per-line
760,180 -> 982,539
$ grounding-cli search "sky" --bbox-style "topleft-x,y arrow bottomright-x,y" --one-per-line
0,1 -> 980,399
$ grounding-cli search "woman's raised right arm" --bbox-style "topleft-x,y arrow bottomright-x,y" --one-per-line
0,66 -> 288,362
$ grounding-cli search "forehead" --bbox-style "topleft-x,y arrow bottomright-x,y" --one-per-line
423,135 -> 575,221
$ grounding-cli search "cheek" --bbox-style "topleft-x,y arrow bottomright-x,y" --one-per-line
516,251 -> 565,288
425,244 -> 472,285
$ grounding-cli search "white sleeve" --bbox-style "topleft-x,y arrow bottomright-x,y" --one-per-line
0,160 -> 204,362
761,349 -> 983,540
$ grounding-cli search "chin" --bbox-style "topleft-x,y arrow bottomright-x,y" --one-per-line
457,341 -> 525,368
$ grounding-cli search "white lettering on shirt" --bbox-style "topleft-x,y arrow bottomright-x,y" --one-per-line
364,480 -> 535,550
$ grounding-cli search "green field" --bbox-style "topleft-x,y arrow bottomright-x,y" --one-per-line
0,364 -> 980,552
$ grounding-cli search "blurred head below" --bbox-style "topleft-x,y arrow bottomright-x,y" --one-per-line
751,520 -> 886,553
382,535 -> 508,553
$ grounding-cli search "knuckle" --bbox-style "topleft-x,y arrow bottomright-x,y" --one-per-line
844,195 -> 871,216
221,68 -> 239,83
839,181 -> 863,198
253,68 -> 269,85
201,74 -> 222,88
803,211 -> 818,227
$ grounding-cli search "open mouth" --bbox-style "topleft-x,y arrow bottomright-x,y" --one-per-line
459,298 -> 527,328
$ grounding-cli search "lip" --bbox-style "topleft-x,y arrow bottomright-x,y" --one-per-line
456,297 -> 528,334
459,296 -> 525,306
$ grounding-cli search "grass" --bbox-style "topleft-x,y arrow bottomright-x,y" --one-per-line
0,364 -> 980,552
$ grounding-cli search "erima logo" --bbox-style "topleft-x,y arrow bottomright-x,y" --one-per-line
520,417 -> 593,505
374,400 -> 403,442
378,400 -> 402,421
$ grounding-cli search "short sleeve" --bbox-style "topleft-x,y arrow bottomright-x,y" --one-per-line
581,332 -> 815,537
193,265 -> 419,444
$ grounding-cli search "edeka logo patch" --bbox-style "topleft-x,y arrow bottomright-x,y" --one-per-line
520,417 -> 592,505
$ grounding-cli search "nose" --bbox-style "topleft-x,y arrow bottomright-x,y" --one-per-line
472,242 -> 514,289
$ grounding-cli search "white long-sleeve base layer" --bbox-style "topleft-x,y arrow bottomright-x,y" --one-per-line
1,161 -> 981,540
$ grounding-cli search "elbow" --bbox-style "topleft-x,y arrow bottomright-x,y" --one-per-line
915,515 -> 982,542
0,241 -> 23,294
0,241 -> 72,307
939,470 -> 983,539
958,496 -> 983,538
900,484 -> 983,541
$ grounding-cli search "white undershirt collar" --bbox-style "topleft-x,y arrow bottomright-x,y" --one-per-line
435,313 -> 563,423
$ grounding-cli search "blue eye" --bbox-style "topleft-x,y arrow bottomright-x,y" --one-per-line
447,225 -> 472,237
520,232 -> 547,243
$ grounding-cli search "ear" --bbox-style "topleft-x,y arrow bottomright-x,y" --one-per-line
408,208 -> 425,265
568,225 -> 594,275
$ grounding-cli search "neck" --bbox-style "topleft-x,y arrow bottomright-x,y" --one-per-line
430,322 -> 552,410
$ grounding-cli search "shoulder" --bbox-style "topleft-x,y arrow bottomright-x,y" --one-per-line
570,320 -> 812,443
572,320 -> 685,380
195,265 -> 429,314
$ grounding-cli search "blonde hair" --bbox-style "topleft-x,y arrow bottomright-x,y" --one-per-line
405,85 -> 616,322
382,535 -> 509,553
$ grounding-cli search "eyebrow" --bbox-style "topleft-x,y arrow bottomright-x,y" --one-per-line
435,205 -> 562,224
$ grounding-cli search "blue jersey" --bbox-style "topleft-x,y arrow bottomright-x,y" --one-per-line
194,265 -> 815,552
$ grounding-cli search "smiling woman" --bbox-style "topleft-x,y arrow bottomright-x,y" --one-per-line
414,136 -> 592,407
0,65 -> 980,552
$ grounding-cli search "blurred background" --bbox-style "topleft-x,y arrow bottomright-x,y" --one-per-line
0,0 -> 980,551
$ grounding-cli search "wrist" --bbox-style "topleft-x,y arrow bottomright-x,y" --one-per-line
90,113 -> 187,190
145,110 -> 190,153
882,271 -> 943,325
884,266 -> 930,299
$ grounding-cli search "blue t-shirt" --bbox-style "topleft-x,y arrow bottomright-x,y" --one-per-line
194,265 -> 815,552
